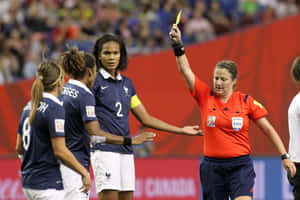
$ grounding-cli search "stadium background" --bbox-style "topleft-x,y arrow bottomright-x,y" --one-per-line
0,0 -> 300,199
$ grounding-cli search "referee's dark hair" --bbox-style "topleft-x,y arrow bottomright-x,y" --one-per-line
215,60 -> 238,80
291,57 -> 300,82
93,34 -> 128,71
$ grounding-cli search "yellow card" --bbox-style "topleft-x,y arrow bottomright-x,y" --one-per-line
175,10 -> 182,25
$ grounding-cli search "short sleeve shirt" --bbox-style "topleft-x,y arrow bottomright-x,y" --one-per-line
91,68 -> 137,154
191,76 -> 268,158
20,93 -> 65,190
61,79 -> 98,170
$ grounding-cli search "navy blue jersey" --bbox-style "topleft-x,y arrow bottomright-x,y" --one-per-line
60,79 -> 97,170
91,68 -> 136,154
18,93 -> 65,190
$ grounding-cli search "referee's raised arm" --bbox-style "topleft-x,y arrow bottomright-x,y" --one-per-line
169,24 -> 195,91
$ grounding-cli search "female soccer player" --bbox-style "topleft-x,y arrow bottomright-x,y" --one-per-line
169,24 -> 296,200
288,57 -> 300,200
91,34 -> 202,200
15,60 -> 91,200
59,47 -> 155,200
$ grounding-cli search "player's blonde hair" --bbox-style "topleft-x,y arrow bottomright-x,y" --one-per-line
29,61 -> 62,125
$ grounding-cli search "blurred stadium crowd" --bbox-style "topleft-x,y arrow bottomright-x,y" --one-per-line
0,0 -> 299,84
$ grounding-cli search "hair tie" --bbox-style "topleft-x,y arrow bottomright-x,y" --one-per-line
36,73 -> 43,80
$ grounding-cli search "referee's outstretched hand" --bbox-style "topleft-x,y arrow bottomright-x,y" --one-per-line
283,158 -> 296,177
169,24 -> 182,44
182,125 -> 204,136
132,132 -> 156,145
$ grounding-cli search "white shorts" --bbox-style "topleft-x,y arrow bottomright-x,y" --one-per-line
91,150 -> 135,194
60,164 -> 90,200
23,188 -> 64,200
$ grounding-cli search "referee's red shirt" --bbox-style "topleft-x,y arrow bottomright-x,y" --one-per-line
191,76 -> 268,158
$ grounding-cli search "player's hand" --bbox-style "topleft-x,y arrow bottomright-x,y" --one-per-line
181,125 -> 203,136
283,158 -> 296,177
80,172 -> 92,193
132,132 -> 156,145
169,24 -> 182,43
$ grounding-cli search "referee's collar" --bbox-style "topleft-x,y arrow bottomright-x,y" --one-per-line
99,68 -> 122,80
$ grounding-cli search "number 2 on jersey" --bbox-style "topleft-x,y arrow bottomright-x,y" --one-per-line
115,102 -> 124,117
22,117 -> 31,151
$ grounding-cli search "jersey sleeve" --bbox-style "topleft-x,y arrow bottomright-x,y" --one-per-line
80,93 -> 98,123
247,95 -> 268,120
190,76 -> 211,107
48,105 -> 65,138
17,111 -> 26,135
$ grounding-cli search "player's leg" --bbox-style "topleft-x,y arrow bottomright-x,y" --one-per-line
200,157 -> 228,200
99,190 -> 119,200
60,164 -> 89,200
234,196 -> 252,200
119,191 -> 134,200
119,154 -> 135,200
91,150 -> 121,200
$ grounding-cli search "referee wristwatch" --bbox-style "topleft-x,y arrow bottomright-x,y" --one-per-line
281,153 -> 291,160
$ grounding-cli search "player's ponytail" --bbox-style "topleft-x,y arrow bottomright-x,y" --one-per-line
29,61 -> 62,125
29,75 -> 44,125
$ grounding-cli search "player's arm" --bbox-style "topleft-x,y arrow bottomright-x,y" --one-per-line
16,134 -> 23,155
51,136 -> 91,193
255,117 -> 296,177
85,121 -> 154,145
131,103 -> 202,136
169,24 -> 195,91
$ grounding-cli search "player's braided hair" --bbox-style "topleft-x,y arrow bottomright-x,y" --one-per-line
291,57 -> 300,82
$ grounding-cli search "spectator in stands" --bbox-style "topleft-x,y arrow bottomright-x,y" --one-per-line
239,0 -> 260,26
184,0 -> 215,43
207,0 -> 232,35
288,56 -> 300,200
275,0 -> 299,18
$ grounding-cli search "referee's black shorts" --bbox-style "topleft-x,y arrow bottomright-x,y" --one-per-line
200,155 -> 255,200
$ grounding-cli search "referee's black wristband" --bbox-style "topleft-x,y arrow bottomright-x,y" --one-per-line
172,42 -> 185,57
123,136 -> 132,146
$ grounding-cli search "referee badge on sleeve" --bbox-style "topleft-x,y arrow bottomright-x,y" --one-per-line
86,106 -> 96,117
207,116 -> 216,127
232,117 -> 243,131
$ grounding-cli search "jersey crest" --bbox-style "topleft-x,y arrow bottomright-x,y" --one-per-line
232,117 -> 243,131
207,116 -> 216,127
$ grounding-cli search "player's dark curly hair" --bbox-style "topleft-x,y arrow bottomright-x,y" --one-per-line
291,57 -> 300,82
93,34 -> 128,71
61,46 -> 95,79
